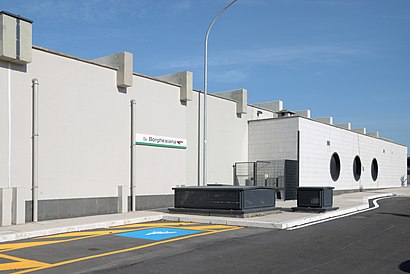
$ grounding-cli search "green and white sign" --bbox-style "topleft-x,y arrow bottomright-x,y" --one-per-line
136,133 -> 187,149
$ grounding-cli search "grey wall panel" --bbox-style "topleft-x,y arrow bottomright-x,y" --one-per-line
25,197 -> 118,221
25,194 -> 174,221
134,194 -> 174,210
248,117 -> 299,162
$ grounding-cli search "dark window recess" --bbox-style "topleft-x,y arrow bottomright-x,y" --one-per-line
371,158 -> 378,181
353,156 -> 362,181
330,153 -> 341,181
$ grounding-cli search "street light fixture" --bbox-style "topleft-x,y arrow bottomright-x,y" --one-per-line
202,0 -> 238,186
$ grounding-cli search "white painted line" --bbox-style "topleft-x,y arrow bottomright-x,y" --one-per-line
286,196 -> 394,231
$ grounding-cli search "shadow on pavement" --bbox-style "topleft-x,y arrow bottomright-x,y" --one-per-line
377,212 -> 410,218
399,260 -> 410,273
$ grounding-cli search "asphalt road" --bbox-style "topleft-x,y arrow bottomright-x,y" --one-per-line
99,197 -> 410,274
0,197 -> 409,274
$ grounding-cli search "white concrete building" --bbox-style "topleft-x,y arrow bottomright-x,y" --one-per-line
0,11 -> 407,224
249,117 -> 407,191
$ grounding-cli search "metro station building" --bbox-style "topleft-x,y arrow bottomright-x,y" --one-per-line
0,12 -> 407,223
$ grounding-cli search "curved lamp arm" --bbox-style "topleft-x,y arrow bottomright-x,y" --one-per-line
202,0 -> 238,186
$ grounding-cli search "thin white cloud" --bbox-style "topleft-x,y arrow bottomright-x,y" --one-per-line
16,0 -> 191,23
167,0 -> 191,15
239,0 -> 269,6
211,69 -> 248,83
306,0 -> 356,5
154,44 -> 370,70
381,15 -> 410,21
281,0 -> 361,6
227,45 -> 367,65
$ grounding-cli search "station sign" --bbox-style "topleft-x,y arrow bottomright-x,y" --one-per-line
136,133 -> 187,149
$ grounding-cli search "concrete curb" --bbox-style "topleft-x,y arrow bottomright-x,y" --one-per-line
0,215 -> 163,243
162,193 -> 395,230
272,193 -> 395,229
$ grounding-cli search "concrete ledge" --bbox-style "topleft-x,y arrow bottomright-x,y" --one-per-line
214,89 -> 247,115
93,52 -> 133,87
0,11 -> 33,64
157,71 -> 193,102
352,127 -> 367,134
315,117 -> 333,125
367,131 -> 380,138
335,123 -> 351,130
254,100 -> 283,113
293,110 -> 311,118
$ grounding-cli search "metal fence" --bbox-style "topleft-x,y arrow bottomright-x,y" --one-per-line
233,160 -> 298,200
233,162 -> 256,186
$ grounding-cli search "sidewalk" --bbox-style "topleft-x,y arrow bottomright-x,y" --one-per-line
163,187 -> 410,229
0,187 -> 408,243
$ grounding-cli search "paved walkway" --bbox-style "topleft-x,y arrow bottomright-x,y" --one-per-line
0,187 -> 409,243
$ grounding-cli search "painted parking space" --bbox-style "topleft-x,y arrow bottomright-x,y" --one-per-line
0,222 -> 241,273
115,227 -> 204,241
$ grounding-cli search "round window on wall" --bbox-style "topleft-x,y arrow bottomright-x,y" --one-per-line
371,158 -> 378,181
330,153 -> 341,181
353,156 -> 362,181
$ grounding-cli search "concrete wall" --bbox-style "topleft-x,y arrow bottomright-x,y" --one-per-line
185,91 -> 274,186
1,46 -> 275,220
1,48 -> 187,212
0,62 -> 10,189
299,118 -> 407,190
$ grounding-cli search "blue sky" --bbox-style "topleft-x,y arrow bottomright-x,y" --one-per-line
2,0 -> 410,151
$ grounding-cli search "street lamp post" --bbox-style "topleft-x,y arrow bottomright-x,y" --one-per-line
203,0 -> 238,186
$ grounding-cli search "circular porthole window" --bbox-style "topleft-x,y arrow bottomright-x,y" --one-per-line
371,158 -> 378,181
353,156 -> 362,181
330,153 -> 341,181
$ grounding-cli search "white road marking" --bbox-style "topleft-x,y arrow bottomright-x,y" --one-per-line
287,196 -> 394,231
145,231 -> 177,236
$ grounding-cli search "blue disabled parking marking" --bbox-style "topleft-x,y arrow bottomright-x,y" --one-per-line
115,227 -> 204,241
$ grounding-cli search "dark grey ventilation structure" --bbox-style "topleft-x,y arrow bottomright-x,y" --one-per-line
330,153 -> 341,181
353,156 -> 362,181
169,186 -> 278,217
371,158 -> 378,181
292,187 -> 339,212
